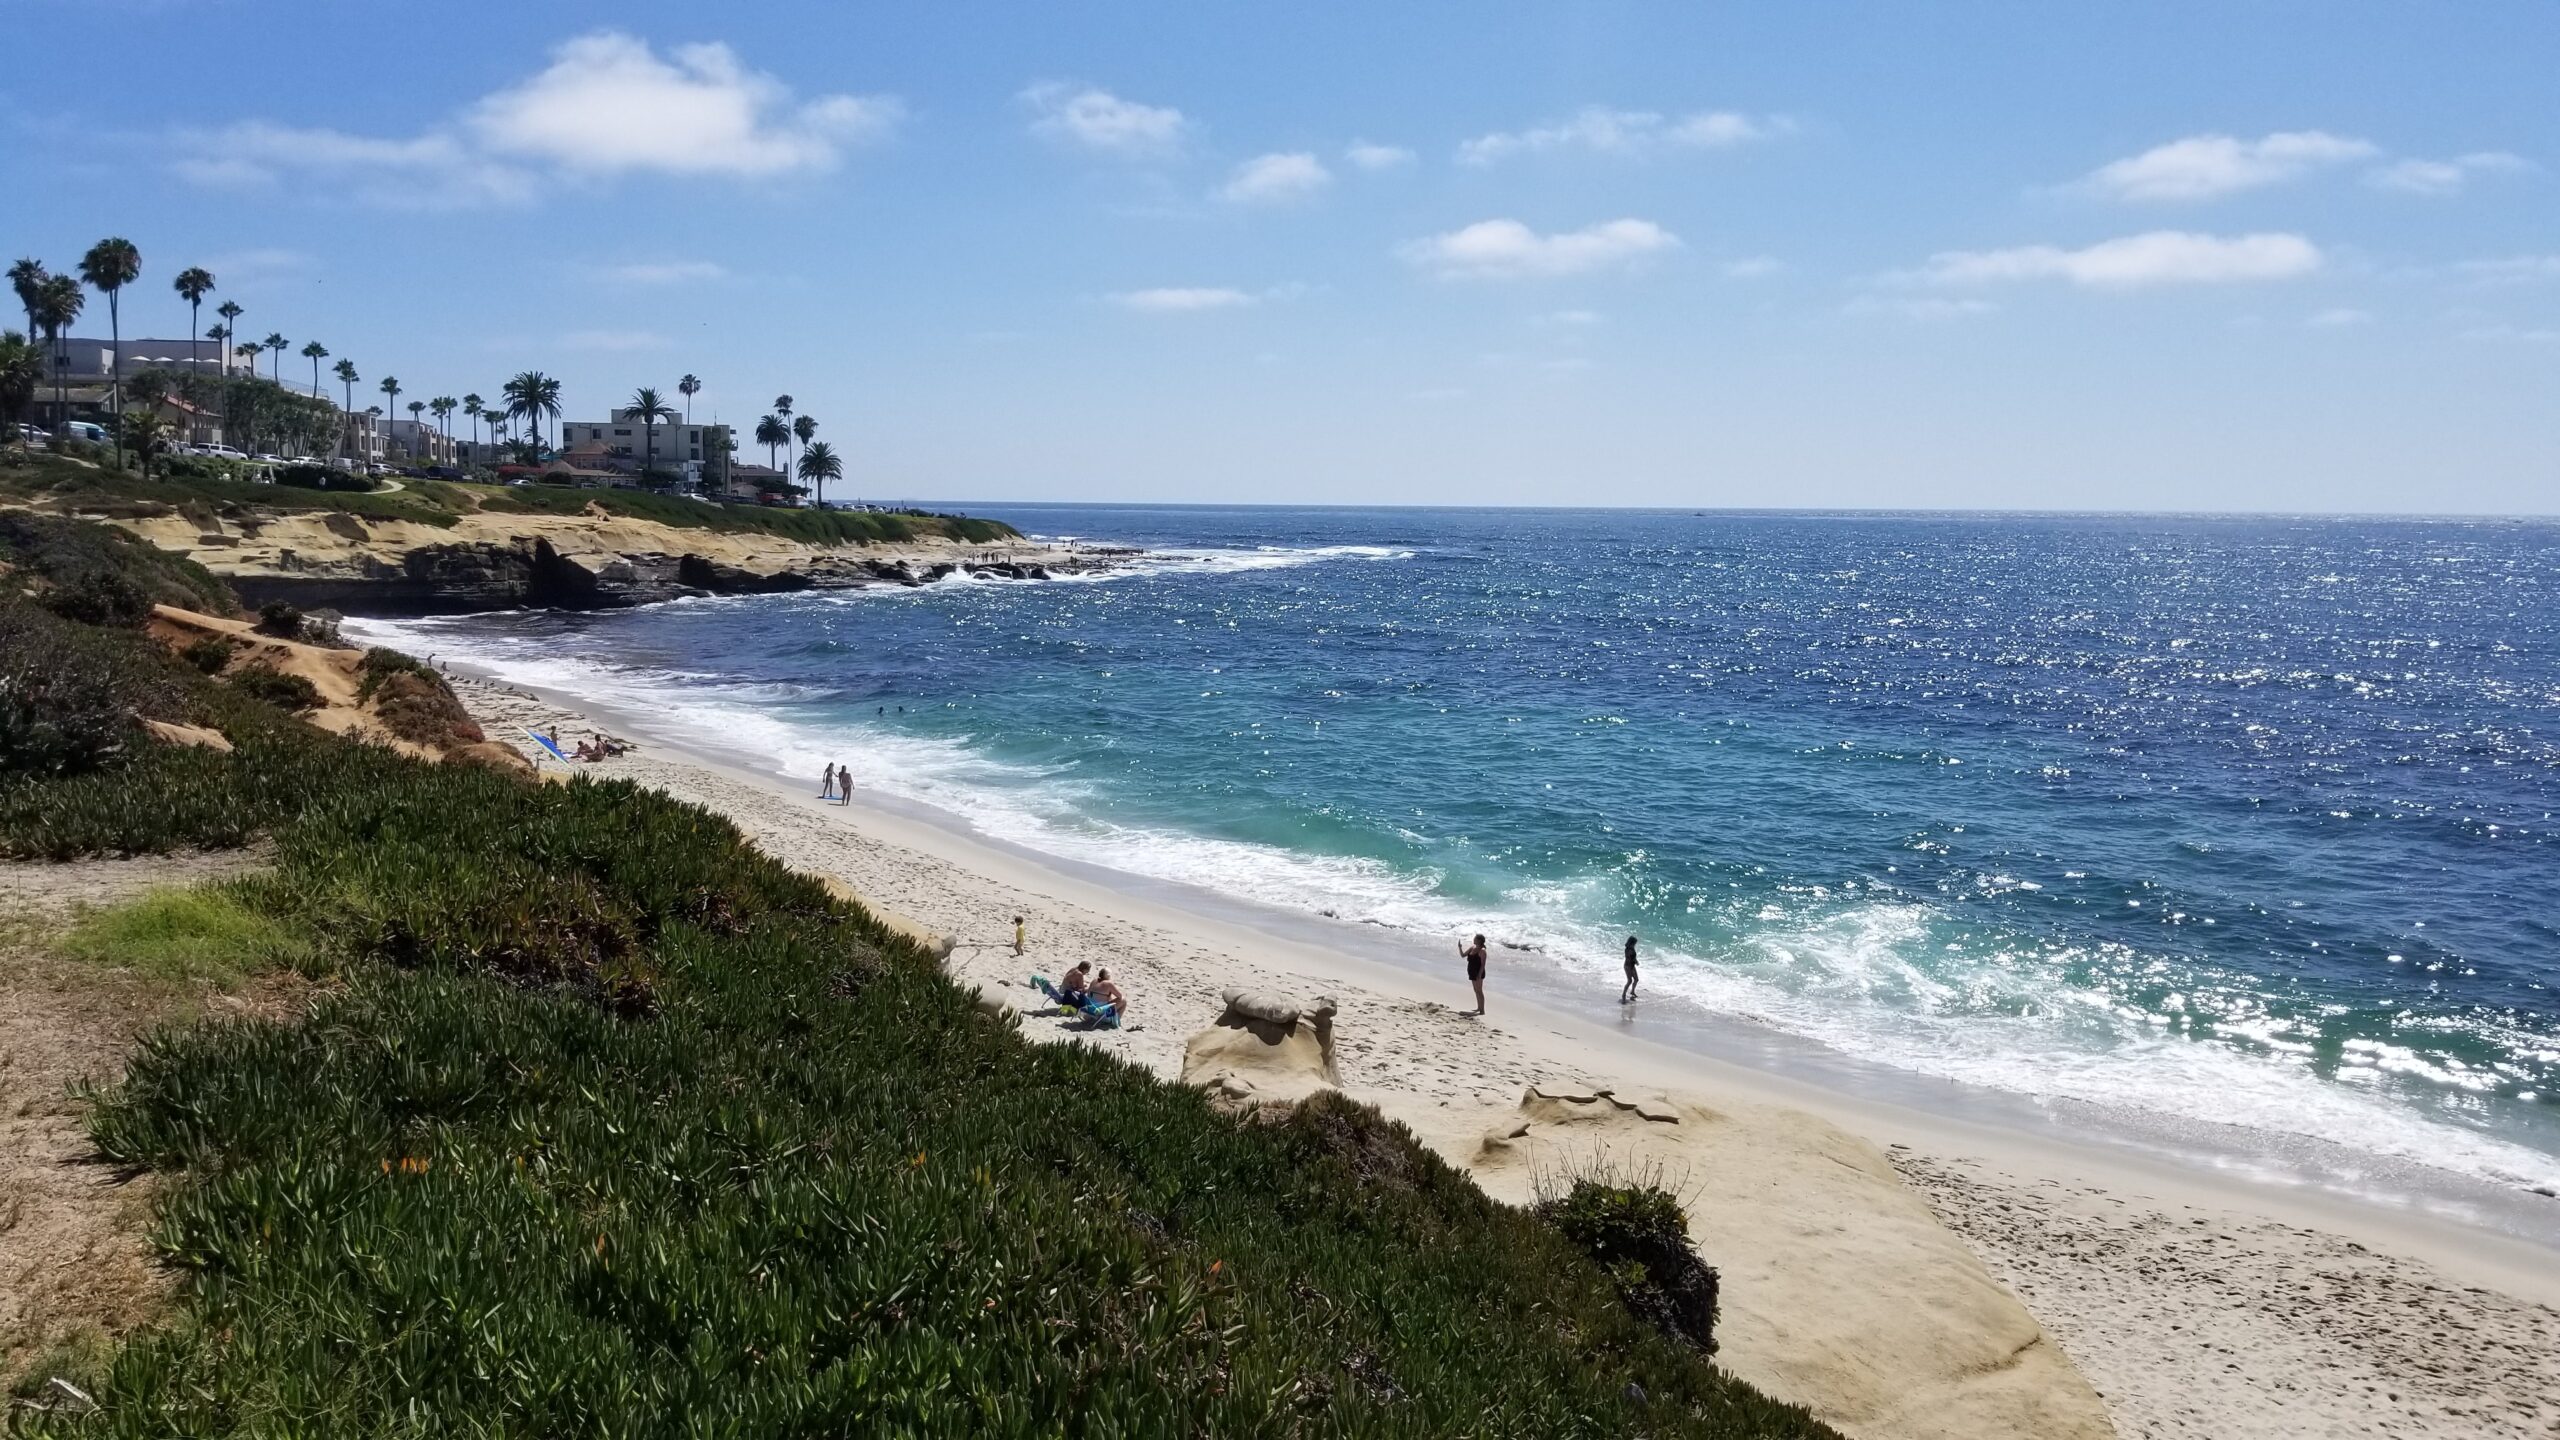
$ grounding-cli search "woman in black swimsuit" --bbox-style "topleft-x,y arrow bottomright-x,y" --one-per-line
1459,933 -> 1489,1015
1621,934 -> 1639,1004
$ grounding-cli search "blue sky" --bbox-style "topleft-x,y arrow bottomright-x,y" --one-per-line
9,1 -> 2556,512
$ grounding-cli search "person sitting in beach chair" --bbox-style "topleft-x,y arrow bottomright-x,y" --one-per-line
1083,969 -> 1127,1026
1032,961 -> 1091,1008
572,739 -> 598,762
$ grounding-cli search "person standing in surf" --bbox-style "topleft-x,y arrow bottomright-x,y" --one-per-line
1621,934 -> 1640,1004
1459,933 -> 1489,1015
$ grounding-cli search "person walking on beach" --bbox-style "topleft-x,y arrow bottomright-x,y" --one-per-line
1621,934 -> 1640,1004
833,760 -> 850,804
817,762 -> 837,801
1013,915 -> 1026,956
1459,933 -> 1489,1016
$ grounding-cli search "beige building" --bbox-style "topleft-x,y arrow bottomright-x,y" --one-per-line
558,409 -> 732,482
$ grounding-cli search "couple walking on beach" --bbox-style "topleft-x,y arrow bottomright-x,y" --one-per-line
1456,932 -> 1640,1015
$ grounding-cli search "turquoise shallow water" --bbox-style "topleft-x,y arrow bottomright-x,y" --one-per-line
357,505 -> 2560,1195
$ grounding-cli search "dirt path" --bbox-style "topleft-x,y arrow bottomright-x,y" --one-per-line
0,850 -> 280,1396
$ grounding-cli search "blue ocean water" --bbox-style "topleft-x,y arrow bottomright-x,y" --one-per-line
358,506 -> 2560,1193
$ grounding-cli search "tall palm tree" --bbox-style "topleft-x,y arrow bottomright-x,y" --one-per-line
754,413 -> 788,481
174,266 -> 215,377
791,414 -> 817,495
215,300 -> 243,374
626,385 -> 671,481
236,341 -> 262,378
501,370 -> 561,452
34,274 -> 84,436
261,331 -> 287,384
78,237 -> 141,466
430,396 -> 456,463
678,373 -> 701,422
332,358 -> 359,411
772,394 -> 794,484
8,259 -> 45,342
407,399 -> 426,459
302,341 -> 328,398
796,440 -> 842,511
378,375 -> 401,458
0,330 -> 44,441
462,393 -> 484,452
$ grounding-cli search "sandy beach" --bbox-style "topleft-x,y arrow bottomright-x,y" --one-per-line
453,673 -> 2560,1440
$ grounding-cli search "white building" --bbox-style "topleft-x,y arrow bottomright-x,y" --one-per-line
558,408 -> 732,482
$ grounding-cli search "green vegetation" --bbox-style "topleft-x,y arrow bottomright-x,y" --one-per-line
0,453 -> 1019,548
1539,1173 -> 1723,1355
61,883 -> 316,987
0,509 -> 240,618
223,664 -> 320,713
0,513 -> 1825,1438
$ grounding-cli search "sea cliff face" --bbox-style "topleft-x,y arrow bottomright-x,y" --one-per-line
93,506 -> 1119,615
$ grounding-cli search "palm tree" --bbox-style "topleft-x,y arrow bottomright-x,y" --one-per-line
773,393 -> 794,483
678,373 -> 701,422
174,266 -> 215,377
754,413 -> 788,481
378,375 -> 401,458
627,385 -> 672,481
791,414 -> 817,497
215,300 -> 243,374
502,370 -> 561,451
78,237 -> 141,465
332,358 -> 359,410
8,259 -> 45,342
796,440 -> 842,511
33,274 -> 83,436
430,397 -> 456,465
462,392 -> 484,452
302,341 -> 328,398
0,330 -> 44,440
407,399 -> 426,459
261,331 -> 287,384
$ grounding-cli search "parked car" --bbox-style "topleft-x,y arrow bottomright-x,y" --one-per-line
253,452 -> 285,463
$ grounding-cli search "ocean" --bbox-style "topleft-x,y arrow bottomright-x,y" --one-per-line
352,504 -> 2560,1202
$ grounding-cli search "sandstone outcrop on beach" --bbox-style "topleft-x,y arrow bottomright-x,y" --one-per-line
1471,1082 -> 2115,1440
99,507 -> 1112,614
1179,989 -> 1340,1110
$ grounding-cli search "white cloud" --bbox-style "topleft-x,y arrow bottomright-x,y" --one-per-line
1720,255 -> 1784,279
1918,231 -> 2323,288
1110,287 -> 1258,312
1399,218 -> 1680,280
1537,309 -> 1603,327
172,32 -> 895,207
172,122 -> 535,209
1457,107 -> 1790,166
2080,131 -> 2375,201
1345,141 -> 1415,171
1220,152 -> 1331,205
1845,296 -> 1997,321
2367,152 -> 2530,195
588,260 -> 729,285
2455,254 -> 2560,284
1021,83 -> 1186,158
2459,323 -> 2560,344
470,33 -> 899,176
559,329 -> 673,351
2307,307 -> 2373,327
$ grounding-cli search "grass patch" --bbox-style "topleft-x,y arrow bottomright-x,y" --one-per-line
59,883 -> 315,988
6,1324 -> 117,1405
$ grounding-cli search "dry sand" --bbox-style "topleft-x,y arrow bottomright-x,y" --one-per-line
454,674 -> 2560,1440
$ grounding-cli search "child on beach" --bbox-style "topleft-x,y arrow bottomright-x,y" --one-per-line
1013,916 -> 1026,955
1459,934 -> 1489,1015
1621,934 -> 1640,1004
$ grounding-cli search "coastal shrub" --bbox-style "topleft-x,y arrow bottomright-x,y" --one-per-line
179,634 -> 237,674
0,509 -> 238,617
35,566 -> 151,627
1538,1176 -> 1722,1354
0,600 -> 179,777
275,463 -> 376,493
252,600 -> 303,638
225,664 -> 320,713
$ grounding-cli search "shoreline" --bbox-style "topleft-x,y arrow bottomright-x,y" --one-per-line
433,661 -> 2560,1440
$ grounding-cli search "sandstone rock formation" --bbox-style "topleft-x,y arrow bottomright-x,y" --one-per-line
1179,989 -> 1340,1111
